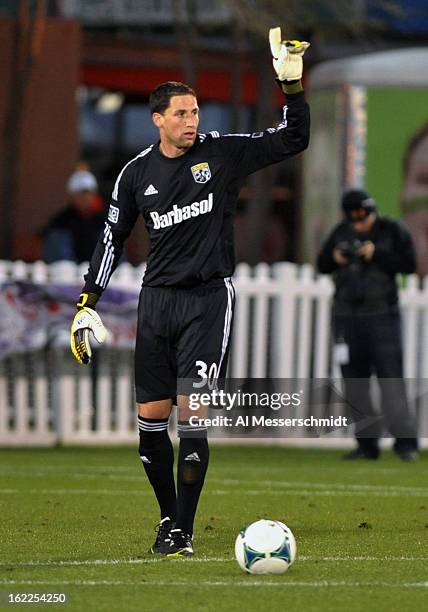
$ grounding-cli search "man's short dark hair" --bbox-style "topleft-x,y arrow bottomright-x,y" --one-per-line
149,82 -> 197,115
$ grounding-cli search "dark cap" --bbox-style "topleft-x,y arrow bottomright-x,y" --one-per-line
341,189 -> 376,221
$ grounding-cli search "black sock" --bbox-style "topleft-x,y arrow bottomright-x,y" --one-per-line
175,423 -> 209,536
138,415 -> 176,521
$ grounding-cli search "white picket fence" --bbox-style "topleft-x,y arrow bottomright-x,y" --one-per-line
0,260 -> 427,446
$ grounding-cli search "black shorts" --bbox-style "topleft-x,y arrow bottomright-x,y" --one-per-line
134,278 -> 235,403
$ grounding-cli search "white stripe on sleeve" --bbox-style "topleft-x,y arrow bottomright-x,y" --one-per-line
112,145 -> 153,201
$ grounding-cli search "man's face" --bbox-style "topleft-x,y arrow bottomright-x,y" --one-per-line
71,190 -> 96,214
351,212 -> 376,234
152,95 -> 199,150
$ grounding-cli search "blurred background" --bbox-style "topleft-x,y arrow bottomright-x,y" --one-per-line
1,0 -> 427,267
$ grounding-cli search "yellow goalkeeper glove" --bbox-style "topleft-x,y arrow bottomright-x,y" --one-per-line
269,27 -> 310,82
70,293 -> 108,365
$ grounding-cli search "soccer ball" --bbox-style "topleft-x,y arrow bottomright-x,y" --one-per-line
235,519 -> 296,574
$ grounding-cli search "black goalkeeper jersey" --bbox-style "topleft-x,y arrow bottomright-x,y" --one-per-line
83,91 -> 309,293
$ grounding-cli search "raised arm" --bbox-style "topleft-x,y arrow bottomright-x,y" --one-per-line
222,28 -> 310,178
224,89 -> 309,179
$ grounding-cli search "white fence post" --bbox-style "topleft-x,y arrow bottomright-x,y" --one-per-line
272,262 -> 297,378
95,350 -> 113,439
54,349 -> 77,444
231,263 -> 251,378
116,351 -> 134,439
419,277 -> 428,437
13,355 -> 28,437
401,274 -> 420,379
76,364 -> 94,439
0,359 -> 8,439
33,352 -> 50,437
313,275 -> 333,378
296,264 -> 314,380
252,263 -> 271,378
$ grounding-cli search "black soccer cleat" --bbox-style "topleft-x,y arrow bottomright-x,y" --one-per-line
149,517 -> 174,554
166,528 -> 194,557
343,447 -> 380,461
393,440 -> 419,462
394,448 -> 419,462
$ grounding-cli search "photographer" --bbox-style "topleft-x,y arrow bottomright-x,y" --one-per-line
317,189 -> 419,461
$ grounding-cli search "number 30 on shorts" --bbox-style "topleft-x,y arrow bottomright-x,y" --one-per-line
194,360 -> 219,389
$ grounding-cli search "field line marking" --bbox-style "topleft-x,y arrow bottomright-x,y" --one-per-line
216,479 -> 428,494
0,469 -> 142,482
1,486 -> 427,498
0,465 -> 409,479
0,579 -> 427,588
1,469 -> 427,495
0,488 -> 149,496
0,557 -> 230,568
209,489 -> 428,498
1,556 -> 427,568
299,556 -> 428,561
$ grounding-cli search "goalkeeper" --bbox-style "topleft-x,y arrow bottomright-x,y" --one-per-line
71,28 -> 310,557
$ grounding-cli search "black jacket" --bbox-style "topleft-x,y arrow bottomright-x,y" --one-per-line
43,205 -> 105,264
317,216 -> 416,314
83,90 -> 309,293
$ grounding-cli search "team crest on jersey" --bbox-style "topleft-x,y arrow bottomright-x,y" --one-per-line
191,162 -> 211,184
108,204 -> 119,224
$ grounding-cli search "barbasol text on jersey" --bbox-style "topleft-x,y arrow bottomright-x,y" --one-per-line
150,193 -> 213,229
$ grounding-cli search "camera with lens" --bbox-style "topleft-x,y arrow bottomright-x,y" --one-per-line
339,239 -> 363,261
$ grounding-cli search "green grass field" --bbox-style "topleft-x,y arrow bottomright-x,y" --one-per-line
0,445 -> 427,611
